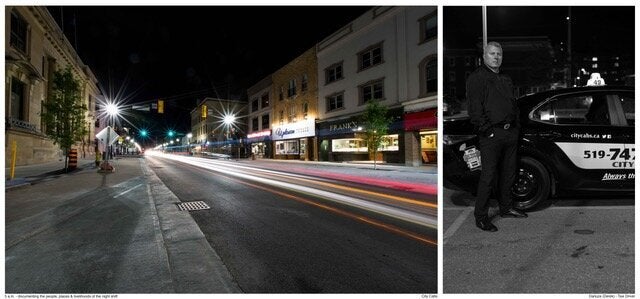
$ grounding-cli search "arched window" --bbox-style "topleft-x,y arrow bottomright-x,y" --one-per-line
426,59 -> 437,93
419,55 -> 437,96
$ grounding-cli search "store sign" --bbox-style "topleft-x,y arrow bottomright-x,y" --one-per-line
329,121 -> 360,133
247,130 -> 271,139
272,119 -> 315,140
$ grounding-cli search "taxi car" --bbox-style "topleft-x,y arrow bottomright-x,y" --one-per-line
443,85 -> 635,210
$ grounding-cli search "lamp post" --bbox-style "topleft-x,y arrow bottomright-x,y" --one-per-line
223,114 -> 236,158
105,102 -> 119,163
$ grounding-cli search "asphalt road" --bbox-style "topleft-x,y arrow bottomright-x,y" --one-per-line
443,187 -> 634,294
145,153 -> 437,293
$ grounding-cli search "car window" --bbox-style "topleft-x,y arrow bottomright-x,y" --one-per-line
532,94 -> 612,125
618,93 -> 634,127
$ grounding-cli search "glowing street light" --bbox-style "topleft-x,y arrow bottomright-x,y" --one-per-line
106,103 -> 119,117
223,114 -> 236,125
101,100 -> 122,167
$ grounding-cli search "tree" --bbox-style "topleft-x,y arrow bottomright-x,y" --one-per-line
360,99 -> 392,170
42,67 -> 88,172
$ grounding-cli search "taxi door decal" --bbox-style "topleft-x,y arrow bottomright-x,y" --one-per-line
555,142 -> 635,169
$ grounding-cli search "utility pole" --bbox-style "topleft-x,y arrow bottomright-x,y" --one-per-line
567,7 -> 572,86
482,6 -> 487,49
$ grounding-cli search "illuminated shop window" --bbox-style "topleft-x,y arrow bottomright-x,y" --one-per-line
275,140 -> 299,155
331,135 -> 398,153
332,138 -> 368,153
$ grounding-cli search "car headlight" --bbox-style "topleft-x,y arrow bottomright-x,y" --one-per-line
443,134 -> 476,146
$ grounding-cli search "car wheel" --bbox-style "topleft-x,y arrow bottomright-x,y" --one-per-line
511,156 -> 550,210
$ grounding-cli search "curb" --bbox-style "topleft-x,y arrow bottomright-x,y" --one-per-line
5,162 -> 97,191
142,160 -> 242,293
5,181 -> 31,190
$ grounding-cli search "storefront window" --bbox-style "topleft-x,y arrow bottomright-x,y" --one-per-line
276,140 -> 299,155
300,139 -> 306,156
421,132 -> 437,164
421,133 -> 436,149
252,143 -> 265,156
332,134 -> 399,153
332,138 -> 368,152
379,134 -> 399,151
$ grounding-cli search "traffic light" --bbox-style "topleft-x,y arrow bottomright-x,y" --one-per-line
140,129 -> 148,137
158,100 -> 164,113
168,130 -> 174,137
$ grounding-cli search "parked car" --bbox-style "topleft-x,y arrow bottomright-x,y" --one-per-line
444,86 -> 635,210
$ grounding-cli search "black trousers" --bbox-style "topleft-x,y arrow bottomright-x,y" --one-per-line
474,127 -> 519,218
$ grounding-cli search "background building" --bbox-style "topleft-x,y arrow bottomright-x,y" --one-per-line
444,36 -> 558,115
6,6 -> 101,166
316,6 -> 437,165
246,75 -> 273,159
190,97 -> 247,157
271,47 -> 318,161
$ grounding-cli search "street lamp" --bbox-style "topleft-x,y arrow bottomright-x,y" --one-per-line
223,114 -> 236,157
223,114 -> 236,125
104,101 -> 120,164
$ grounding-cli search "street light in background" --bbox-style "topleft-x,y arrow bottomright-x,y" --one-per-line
105,101 -> 120,163
223,113 -> 236,157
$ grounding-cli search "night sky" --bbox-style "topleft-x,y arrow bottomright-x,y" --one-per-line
444,6 -> 635,55
46,6 -> 372,136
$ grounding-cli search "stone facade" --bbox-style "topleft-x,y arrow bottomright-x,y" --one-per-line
316,6 -> 438,166
5,6 -> 101,166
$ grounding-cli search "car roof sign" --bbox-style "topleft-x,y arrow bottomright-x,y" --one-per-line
587,73 -> 606,86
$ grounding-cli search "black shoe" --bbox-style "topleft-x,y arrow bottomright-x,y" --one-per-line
476,218 -> 498,232
500,208 -> 528,218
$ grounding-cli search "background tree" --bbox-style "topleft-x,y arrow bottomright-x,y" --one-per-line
360,99 -> 392,170
42,67 -> 88,172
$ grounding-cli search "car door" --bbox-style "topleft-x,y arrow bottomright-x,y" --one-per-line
528,90 -> 631,192
612,91 -> 635,189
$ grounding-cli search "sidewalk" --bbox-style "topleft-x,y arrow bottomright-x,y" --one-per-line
5,156 -> 241,293
5,158 -> 95,189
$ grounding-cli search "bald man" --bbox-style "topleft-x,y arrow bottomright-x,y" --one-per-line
466,41 -> 527,232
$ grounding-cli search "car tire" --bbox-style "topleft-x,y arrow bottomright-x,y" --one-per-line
511,156 -> 551,210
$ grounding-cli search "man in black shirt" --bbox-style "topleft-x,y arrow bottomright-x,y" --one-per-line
467,41 -> 527,232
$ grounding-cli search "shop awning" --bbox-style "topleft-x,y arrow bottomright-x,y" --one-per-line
404,108 -> 437,131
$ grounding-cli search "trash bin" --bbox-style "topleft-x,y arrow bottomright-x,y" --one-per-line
68,148 -> 78,170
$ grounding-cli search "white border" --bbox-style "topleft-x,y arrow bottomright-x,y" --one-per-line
2,2 -> 638,299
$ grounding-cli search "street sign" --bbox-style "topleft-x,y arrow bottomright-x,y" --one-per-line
96,126 -> 119,146
132,104 -> 150,112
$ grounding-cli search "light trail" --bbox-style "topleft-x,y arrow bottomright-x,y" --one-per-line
146,152 -> 437,229
210,173 -> 437,247
189,158 -> 436,210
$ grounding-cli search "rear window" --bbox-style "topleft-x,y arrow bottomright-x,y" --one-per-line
531,92 -> 631,126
